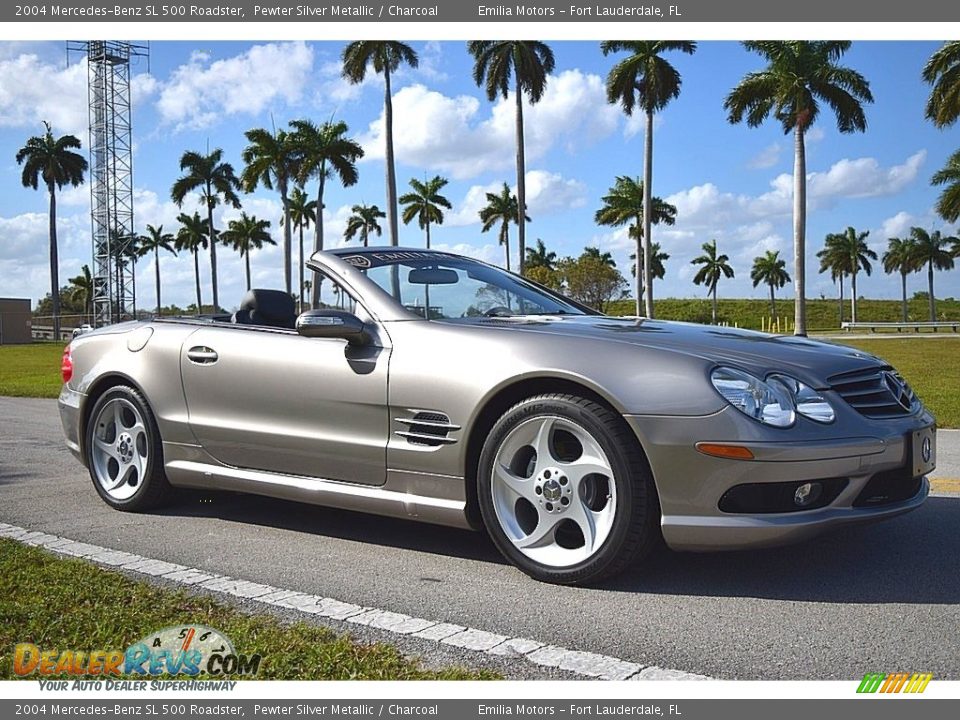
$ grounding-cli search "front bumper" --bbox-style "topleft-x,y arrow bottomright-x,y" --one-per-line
626,406 -> 933,552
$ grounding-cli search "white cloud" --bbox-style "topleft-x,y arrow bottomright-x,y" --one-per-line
156,42 -> 314,130
747,143 -> 781,170
0,54 -> 89,137
360,70 -> 622,180
0,52 -> 156,139
444,171 -> 587,227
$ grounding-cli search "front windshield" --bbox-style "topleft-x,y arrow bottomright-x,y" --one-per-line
340,251 -> 586,320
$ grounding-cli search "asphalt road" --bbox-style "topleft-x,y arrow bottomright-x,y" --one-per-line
2,396 -> 959,680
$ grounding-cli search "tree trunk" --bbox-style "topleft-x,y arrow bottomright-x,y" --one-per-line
514,66 -> 527,276
245,252 -> 251,291
928,260 -> 936,321
425,220 -> 431,250
48,185 -> 61,340
311,165 -> 326,309
901,270 -> 908,322
793,124 -> 807,336
769,283 -> 776,319
711,285 -> 718,325
193,251 -> 202,314
634,216 -> 643,316
384,66 -> 399,247
154,248 -> 162,316
642,108 -> 654,319
851,268 -> 858,324
280,180 -> 292,295
423,221 -> 431,317
298,222 -> 305,313
207,186 -> 219,312
503,225 -> 511,272
837,277 -> 844,325
131,259 -> 137,317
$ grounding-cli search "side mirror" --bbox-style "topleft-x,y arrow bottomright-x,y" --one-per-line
296,309 -> 370,345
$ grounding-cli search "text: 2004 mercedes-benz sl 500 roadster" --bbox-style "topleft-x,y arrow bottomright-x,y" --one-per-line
59,248 -> 935,584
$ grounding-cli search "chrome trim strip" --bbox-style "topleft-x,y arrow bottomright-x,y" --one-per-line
394,431 -> 458,445
395,417 -> 462,431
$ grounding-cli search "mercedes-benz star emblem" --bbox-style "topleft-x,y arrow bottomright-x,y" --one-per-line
922,436 -> 932,464
542,479 -> 561,502
883,372 -> 913,412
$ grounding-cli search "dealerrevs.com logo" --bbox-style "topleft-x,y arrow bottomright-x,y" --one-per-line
13,625 -> 261,677
857,672 -> 933,694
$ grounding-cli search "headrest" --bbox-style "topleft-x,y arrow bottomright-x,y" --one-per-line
239,289 -> 296,327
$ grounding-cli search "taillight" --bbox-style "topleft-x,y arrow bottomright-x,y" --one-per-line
61,345 -> 73,384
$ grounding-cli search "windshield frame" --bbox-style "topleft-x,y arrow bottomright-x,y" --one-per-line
325,248 -> 601,321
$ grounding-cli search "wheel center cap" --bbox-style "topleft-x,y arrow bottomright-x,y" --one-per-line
542,479 -> 562,502
116,432 -> 134,463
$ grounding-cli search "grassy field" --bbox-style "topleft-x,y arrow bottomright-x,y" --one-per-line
0,539 -> 495,680
0,343 -> 63,399
607,296 -> 960,331
2,334 -> 957,426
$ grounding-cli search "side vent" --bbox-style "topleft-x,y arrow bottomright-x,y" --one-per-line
395,410 -> 460,447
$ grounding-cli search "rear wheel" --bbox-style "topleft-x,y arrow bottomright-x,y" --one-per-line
478,394 -> 660,585
86,385 -> 171,512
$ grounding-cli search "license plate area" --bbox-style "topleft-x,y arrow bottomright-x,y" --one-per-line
911,426 -> 936,477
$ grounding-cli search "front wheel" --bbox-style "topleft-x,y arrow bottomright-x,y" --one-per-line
477,394 -> 660,585
86,385 -> 171,512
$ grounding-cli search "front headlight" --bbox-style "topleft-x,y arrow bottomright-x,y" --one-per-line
711,366 -> 836,427
710,367 -> 795,427
769,374 -> 836,424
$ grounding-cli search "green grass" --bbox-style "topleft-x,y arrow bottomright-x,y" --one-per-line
606,297 -> 960,331
0,343 -> 63,399
0,539 -> 496,680
834,337 -> 960,428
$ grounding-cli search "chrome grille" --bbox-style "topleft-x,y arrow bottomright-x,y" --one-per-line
828,366 -> 918,418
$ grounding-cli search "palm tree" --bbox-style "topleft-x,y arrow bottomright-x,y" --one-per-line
175,212 -> 210,314
241,127 -> 298,294
628,242 -> 670,282
816,233 -> 852,325
882,237 -> 919,322
750,250 -> 791,319
15,121 -> 87,339
219,213 -> 276,292
68,264 -> 94,324
691,239 -> 735,325
137,224 -> 177,317
341,41 -> 419,246
931,149 -> 960,225
170,148 -> 242,312
910,227 -> 959,321
922,41 -> 960,128
343,204 -> 386,247
290,118 -> 363,306
287,187 -> 318,312
601,41 -> 696,319
582,246 -> 617,268
399,175 -> 452,249
480,183 -> 528,272
468,41 -> 555,276
595,175 -> 677,310
525,239 -> 557,271
828,226 -> 876,324
725,42 -> 873,336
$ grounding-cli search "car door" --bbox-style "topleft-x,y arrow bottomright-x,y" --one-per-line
179,284 -> 389,486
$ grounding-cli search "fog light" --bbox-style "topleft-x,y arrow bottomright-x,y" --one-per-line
794,482 -> 822,508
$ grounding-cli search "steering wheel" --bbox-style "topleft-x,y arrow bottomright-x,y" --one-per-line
483,306 -> 513,317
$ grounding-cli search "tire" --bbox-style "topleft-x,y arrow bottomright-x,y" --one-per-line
85,385 -> 171,512
477,394 -> 660,585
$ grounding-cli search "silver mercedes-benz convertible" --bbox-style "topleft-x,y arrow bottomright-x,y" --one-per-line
59,247 -> 935,584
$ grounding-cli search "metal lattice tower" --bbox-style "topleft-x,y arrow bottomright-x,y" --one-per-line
67,41 -> 148,327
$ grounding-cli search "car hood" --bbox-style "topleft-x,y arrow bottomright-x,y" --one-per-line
464,315 -> 883,388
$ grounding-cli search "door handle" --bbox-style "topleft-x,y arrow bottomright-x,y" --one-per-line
186,346 -> 219,365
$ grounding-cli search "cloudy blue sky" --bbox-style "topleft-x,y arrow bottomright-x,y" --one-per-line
1,39 -> 958,310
